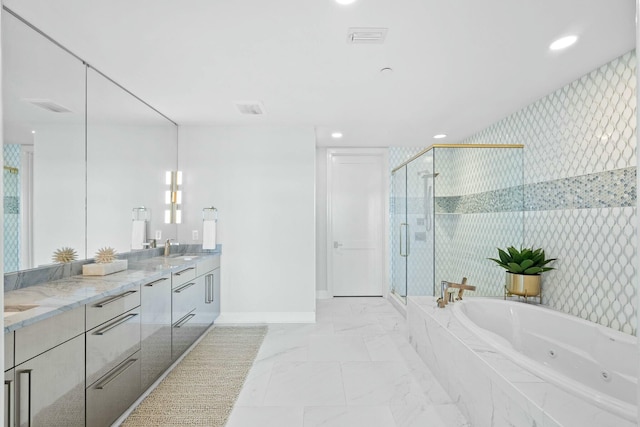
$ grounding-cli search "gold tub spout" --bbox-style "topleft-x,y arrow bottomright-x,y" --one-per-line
437,277 -> 476,308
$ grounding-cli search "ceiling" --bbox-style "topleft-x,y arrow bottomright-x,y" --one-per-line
4,0 -> 635,147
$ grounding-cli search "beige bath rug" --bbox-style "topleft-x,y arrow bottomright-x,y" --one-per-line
121,325 -> 268,426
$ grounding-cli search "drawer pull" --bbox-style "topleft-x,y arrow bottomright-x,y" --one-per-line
173,312 -> 196,328
144,277 -> 169,287
94,358 -> 138,390
17,370 -> 31,427
5,379 -> 12,427
94,290 -> 137,308
174,267 -> 195,276
93,313 -> 139,336
173,282 -> 195,293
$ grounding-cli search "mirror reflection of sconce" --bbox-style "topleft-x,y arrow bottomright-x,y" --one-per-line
165,171 -> 182,224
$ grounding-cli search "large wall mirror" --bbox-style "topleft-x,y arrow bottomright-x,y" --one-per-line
2,9 -> 178,273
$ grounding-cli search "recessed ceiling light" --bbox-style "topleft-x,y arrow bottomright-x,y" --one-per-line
335,0 -> 357,4
433,134 -> 447,139
31,130 -> 36,134
380,67 -> 393,74
549,35 -> 578,51
331,132 -> 343,139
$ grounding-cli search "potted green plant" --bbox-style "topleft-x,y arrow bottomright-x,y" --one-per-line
489,246 -> 556,299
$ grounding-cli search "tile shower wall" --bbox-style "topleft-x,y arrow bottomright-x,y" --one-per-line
4,144 -> 21,272
463,50 -> 637,334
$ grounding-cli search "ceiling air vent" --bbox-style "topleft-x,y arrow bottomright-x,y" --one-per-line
23,98 -> 73,113
234,101 -> 266,115
347,27 -> 388,44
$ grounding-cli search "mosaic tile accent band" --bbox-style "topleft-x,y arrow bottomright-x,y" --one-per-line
432,166 -> 636,214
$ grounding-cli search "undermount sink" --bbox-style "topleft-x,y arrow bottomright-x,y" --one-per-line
4,304 -> 39,317
170,255 -> 199,261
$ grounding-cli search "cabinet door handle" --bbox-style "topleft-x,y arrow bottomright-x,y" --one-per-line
17,370 -> 31,427
93,313 -> 139,336
173,312 -> 196,328
5,379 -> 12,427
205,275 -> 212,303
144,277 -> 168,287
174,267 -> 195,276
94,358 -> 138,390
94,290 -> 137,308
173,282 -> 195,293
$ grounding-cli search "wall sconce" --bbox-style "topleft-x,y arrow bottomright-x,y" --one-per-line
165,170 -> 182,224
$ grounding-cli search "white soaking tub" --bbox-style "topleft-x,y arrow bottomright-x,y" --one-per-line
406,297 -> 639,427
453,299 -> 637,422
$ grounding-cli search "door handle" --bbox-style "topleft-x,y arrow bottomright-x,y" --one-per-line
400,223 -> 409,257
333,241 -> 343,249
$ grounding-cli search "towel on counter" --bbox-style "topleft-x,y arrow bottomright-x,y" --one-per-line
131,220 -> 146,249
203,220 -> 217,250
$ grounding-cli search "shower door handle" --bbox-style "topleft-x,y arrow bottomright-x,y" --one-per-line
400,223 -> 409,257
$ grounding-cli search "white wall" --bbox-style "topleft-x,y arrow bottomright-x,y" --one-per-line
178,125 -> 316,322
315,147 -> 328,297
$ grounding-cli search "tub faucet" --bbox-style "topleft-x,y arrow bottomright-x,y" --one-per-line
437,277 -> 476,308
164,239 -> 177,257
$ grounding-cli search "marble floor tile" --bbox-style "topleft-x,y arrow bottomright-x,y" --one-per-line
226,406 -> 305,427
234,359 -> 273,406
390,403 -> 471,427
263,361 -> 346,406
364,334 -> 405,361
342,361 -> 429,406
230,297 -> 469,427
255,333 -> 309,363
307,334 -> 371,361
303,405 -> 397,427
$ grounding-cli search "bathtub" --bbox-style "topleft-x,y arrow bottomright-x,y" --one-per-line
453,299 -> 638,422
406,297 -> 639,427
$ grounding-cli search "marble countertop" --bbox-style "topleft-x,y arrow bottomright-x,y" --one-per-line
4,252 -> 220,334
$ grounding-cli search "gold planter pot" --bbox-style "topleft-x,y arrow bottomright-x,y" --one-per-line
505,272 -> 541,300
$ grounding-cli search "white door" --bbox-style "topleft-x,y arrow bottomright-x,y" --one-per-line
328,151 -> 385,296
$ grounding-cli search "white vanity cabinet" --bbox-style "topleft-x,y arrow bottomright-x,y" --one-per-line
85,286 -> 142,427
140,274 -> 172,390
12,306 -> 86,427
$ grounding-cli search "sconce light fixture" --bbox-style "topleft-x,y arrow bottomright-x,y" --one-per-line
165,170 -> 182,224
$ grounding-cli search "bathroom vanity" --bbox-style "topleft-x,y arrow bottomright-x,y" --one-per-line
3,251 -> 221,427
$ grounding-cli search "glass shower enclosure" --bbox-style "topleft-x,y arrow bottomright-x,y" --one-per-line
391,144 -> 524,303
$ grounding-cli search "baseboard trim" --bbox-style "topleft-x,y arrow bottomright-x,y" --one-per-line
216,311 -> 316,324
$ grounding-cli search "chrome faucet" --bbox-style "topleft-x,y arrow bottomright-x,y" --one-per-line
437,277 -> 476,308
164,239 -> 176,257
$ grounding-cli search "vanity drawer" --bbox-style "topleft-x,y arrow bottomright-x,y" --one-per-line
86,350 -> 141,427
172,279 -> 198,321
196,256 -> 220,276
172,265 -> 196,288
86,285 -> 141,330
86,307 -> 141,387
15,305 -> 84,365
